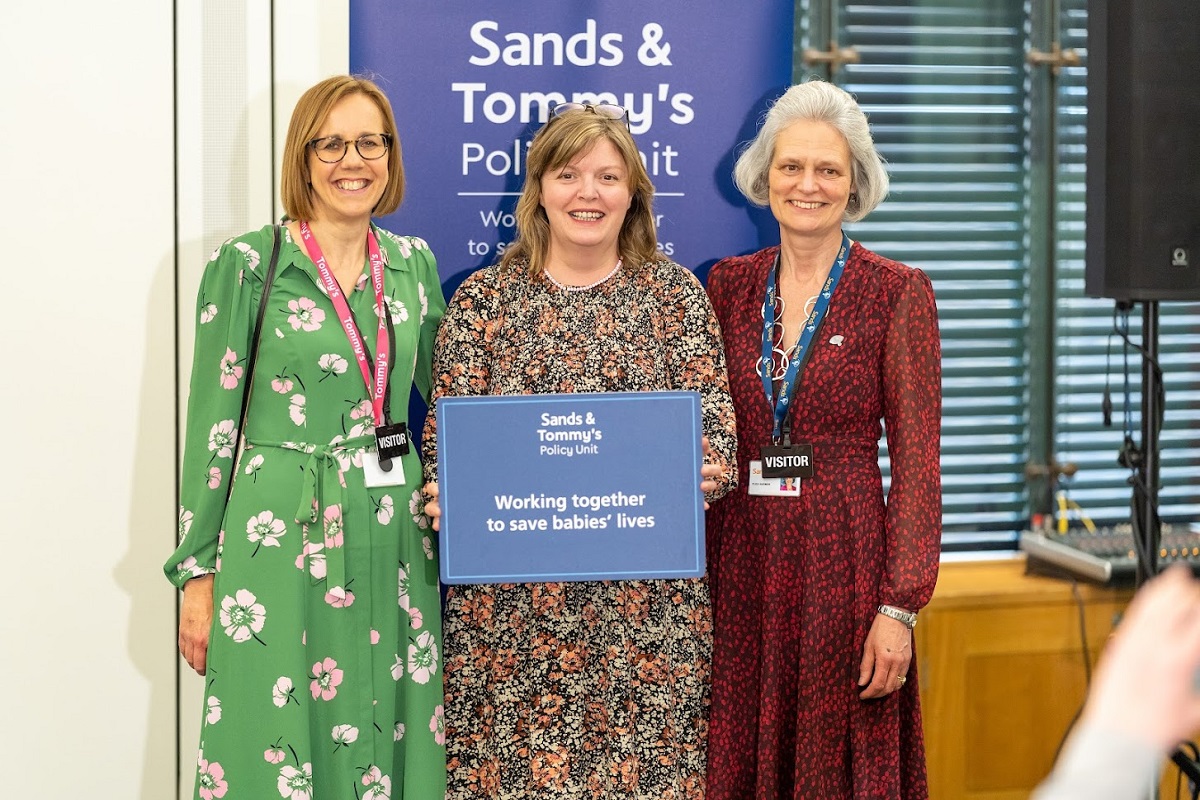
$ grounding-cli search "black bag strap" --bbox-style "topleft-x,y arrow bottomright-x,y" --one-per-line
225,225 -> 281,506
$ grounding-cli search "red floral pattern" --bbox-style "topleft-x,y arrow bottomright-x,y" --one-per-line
704,243 -> 942,800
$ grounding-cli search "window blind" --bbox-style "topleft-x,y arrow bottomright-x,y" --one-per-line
807,1 -> 1033,549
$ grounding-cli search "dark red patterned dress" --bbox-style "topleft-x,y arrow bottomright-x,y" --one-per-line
704,242 -> 941,800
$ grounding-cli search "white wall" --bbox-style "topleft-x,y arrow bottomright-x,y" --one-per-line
0,2 -> 344,797
0,2 -> 176,795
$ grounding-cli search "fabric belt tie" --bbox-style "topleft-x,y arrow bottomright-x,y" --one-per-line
246,434 -> 374,600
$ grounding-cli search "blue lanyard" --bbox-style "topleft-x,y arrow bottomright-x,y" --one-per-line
760,233 -> 850,443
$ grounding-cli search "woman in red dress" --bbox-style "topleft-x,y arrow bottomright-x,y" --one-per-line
704,79 -> 942,799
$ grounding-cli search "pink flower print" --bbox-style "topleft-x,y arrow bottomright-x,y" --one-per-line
407,606 -> 424,630
277,763 -> 313,800
381,296 -> 409,325
289,395 -> 307,426
370,629 -> 380,645
418,281 -> 429,324
310,657 -> 344,701
232,240 -> 261,271
409,491 -> 429,529
272,676 -> 297,707
325,587 -> 355,608
205,696 -> 222,724
429,705 -> 446,746
422,535 -> 434,561
272,375 -> 294,394
390,654 -> 404,681
247,510 -> 287,553
206,467 -> 222,490
287,297 -> 326,332
216,529 -> 224,571
174,556 -> 207,582
407,630 -> 438,685
200,302 -> 218,324
393,722 -> 406,741
328,436 -> 364,471
197,759 -> 228,800
219,348 -> 244,389
375,495 -> 394,525
318,353 -> 348,381
243,453 -> 264,479
323,505 -> 344,548
219,589 -> 266,644
264,747 -> 285,764
346,401 -> 375,438
397,565 -> 412,611
178,507 -> 194,543
208,420 -> 237,459
295,540 -> 326,580
331,724 -> 359,751
394,235 -> 414,259
361,766 -> 392,800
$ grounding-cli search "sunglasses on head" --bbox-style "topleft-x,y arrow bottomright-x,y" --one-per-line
549,102 -> 631,129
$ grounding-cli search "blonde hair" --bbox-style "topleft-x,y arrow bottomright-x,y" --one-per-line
500,109 -> 658,274
733,79 -> 889,222
280,75 -> 405,221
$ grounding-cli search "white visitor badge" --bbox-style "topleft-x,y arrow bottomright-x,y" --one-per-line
363,451 -> 406,488
747,459 -> 802,497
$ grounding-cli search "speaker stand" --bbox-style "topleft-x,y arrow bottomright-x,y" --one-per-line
1127,298 -> 1161,586
1123,300 -> 1199,798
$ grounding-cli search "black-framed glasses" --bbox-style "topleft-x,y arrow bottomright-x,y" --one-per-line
550,102 -> 630,129
307,133 -> 393,164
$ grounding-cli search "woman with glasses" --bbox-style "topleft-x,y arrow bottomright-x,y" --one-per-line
421,102 -> 738,798
703,79 -> 941,799
165,75 -> 448,799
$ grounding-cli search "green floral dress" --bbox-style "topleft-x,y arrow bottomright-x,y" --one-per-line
165,223 -> 447,800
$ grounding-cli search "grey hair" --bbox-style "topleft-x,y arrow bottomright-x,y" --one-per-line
733,79 -> 889,222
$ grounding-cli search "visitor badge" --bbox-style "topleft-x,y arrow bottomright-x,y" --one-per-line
363,451 -> 406,488
758,443 -> 814,478
748,459 -> 802,497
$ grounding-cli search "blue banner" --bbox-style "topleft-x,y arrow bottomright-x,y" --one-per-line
436,392 -> 704,584
350,0 -> 793,291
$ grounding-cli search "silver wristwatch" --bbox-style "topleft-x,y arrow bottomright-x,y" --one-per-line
877,604 -> 917,629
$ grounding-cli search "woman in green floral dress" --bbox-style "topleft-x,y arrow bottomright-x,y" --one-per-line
164,75 -> 447,799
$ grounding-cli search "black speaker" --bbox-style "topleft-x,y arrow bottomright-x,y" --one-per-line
1085,0 -> 1200,301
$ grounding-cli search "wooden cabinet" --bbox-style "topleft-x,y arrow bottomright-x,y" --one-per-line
918,557 -> 1132,799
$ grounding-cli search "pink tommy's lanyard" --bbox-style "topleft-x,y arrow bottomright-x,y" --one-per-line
298,220 -> 390,427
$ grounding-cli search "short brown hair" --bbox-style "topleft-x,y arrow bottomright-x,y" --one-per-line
280,75 -> 405,221
501,108 -> 658,275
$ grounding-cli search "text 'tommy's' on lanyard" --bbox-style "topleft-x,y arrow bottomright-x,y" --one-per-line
760,232 -> 850,444
298,220 -> 391,427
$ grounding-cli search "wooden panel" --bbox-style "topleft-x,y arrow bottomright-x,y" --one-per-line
919,558 -> 1200,798
918,558 -> 1131,800
965,651 -> 1087,791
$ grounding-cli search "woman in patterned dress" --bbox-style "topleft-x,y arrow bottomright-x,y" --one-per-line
421,103 -> 738,799
704,80 -> 942,799
165,76 -> 448,799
